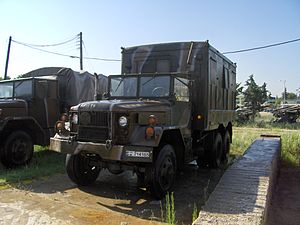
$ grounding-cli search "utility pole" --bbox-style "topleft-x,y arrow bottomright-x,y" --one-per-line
4,36 -> 12,80
283,80 -> 286,104
280,80 -> 286,104
80,32 -> 83,70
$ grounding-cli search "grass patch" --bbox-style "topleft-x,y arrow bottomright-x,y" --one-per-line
235,112 -> 300,130
232,127 -> 300,166
0,146 -> 65,186
235,121 -> 300,130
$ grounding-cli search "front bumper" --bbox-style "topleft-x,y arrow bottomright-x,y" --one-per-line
50,135 -> 153,163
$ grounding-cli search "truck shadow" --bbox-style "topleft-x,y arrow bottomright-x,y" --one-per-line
21,162 -> 224,224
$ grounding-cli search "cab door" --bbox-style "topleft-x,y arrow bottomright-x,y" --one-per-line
34,79 -> 59,136
172,77 -> 191,127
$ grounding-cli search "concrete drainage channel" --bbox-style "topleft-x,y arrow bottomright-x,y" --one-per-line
193,135 -> 281,225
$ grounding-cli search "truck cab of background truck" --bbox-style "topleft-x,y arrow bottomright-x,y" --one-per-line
50,41 -> 236,199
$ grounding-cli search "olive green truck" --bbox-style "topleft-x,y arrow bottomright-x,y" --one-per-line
50,41 -> 236,199
0,68 -> 107,168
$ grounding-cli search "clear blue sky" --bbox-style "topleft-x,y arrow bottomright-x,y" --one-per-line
0,0 -> 299,96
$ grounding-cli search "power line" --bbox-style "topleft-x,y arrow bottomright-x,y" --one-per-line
12,39 -> 121,62
11,36 -> 300,61
83,40 -> 120,61
12,35 -> 79,48
223,38 -> 300,54
12,40 -> 78,58
84,56 -> 121,62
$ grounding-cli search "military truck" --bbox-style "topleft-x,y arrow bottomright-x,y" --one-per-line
0,67 -> 107,168
50,41 -> 236,199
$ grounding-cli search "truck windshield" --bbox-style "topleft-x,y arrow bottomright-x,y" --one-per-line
0,82 -> 13,98
109,75 -> 171,98
0,80 -> 33,99
110,76 -> 138,97
140,76 -> 170,97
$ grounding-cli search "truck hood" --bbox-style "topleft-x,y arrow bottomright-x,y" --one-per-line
72,99 -> 171,112
0,99 -> 27,119
0,99 -> 27,108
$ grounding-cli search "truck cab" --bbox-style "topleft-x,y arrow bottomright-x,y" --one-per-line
50,41 -> 236,199
0,77 -> 59,168
0,67 -> 108,169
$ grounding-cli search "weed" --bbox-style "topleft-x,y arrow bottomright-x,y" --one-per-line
161,192 -> 176,225
192,203 -> 198,223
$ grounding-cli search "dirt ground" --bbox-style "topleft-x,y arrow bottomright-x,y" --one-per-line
267,162 -> 300,225
1,159 -> 298,225
0,162 -> 224,225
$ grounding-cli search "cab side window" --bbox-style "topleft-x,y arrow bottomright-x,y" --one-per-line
14,80 -> 33,98
174,78 -> 189,102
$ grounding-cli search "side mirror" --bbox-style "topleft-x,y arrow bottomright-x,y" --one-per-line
102,92 -> 109,99
96,93 -> 103,100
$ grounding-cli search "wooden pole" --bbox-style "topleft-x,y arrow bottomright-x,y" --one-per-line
80,32 -> 83,70
4,36 -> 12,80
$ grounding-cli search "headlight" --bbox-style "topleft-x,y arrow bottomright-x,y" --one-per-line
55,121 -> 65,134
118,116 -> 128,127
72,113 -> 78,124
60,113 -> 68,122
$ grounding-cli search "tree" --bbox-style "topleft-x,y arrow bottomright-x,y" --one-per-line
0,76 -> 11,81
236,82 -> 243,95
17,74 -> 26,79
286,92 -> 297,100
243,74 -> 270,121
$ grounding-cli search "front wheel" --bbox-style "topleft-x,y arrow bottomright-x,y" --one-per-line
146,145 -> 177,199
0,131 -> 33,168
66,153 -> 101,186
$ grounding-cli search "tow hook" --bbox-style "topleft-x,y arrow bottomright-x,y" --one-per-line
68,135 -> 76,144
105,140 -> 112,151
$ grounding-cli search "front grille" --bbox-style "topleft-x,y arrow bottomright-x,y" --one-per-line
91,112 -> 108,126
77,111 -> 110,142
78,126 -> 109,142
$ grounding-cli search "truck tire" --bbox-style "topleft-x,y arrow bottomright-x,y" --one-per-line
222,131 -> 230,166
66,154 -> 101,186
196,141 -> 211,168
209,132 -> 223,168
146,145 -> 177,199
0,131 -> 33,168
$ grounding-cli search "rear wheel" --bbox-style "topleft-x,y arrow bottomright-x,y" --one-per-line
208,132 -> 223,168
196,155 -> 208,168
146,145 -> 177,199
66,153 -> 101,186
222,131 -> 230,166
1,131 -> 33,168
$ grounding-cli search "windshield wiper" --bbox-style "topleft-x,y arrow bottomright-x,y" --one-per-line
142,75 -> 156,86
114,78 -> 124,93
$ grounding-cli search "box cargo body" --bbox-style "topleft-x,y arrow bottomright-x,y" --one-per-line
121,41 -> 236,131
